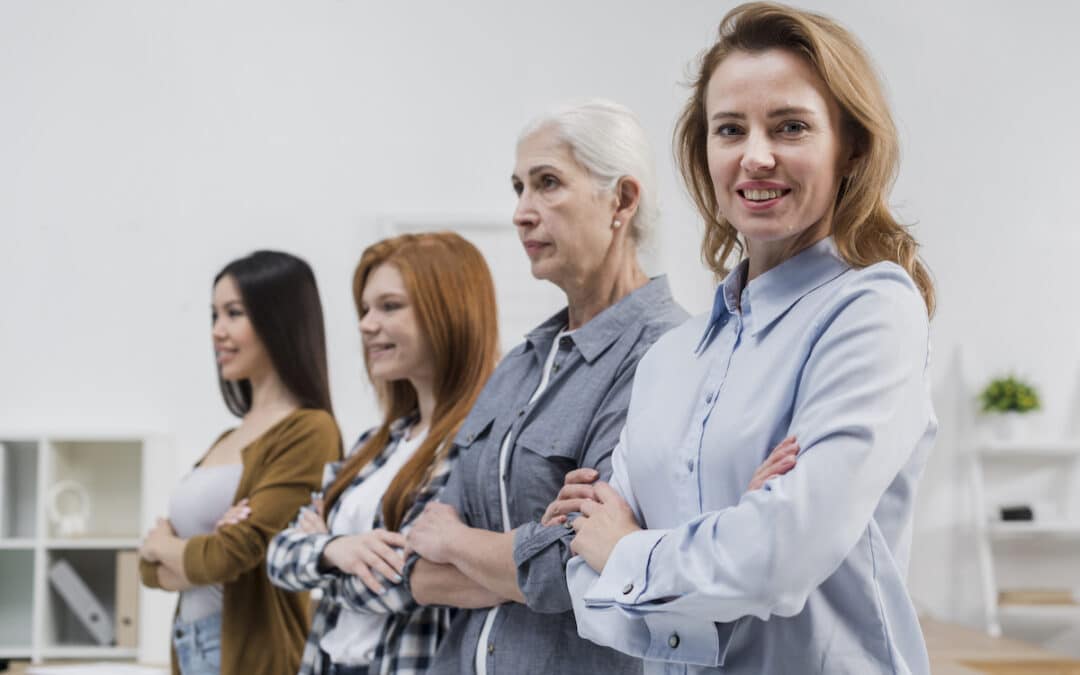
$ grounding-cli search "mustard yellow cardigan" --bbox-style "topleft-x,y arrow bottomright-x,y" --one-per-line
140,408 -> 342,675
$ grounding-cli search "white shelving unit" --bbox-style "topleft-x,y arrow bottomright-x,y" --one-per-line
971,436 -> 1080,648
0,432 -> 167,665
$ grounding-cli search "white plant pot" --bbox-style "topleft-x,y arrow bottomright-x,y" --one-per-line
984,411 -> 1031,441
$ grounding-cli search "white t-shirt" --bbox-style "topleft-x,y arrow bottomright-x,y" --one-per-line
475,329 -> 569,675
319,427 -> 428,665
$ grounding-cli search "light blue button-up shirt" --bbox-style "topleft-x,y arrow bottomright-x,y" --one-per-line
567,239 -> 937,675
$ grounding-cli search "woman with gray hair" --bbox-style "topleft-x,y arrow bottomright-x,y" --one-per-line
401,99 -> 793,674
398,99 -> 683,674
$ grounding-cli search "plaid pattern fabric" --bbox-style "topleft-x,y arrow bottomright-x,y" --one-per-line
267,415 -> 456,675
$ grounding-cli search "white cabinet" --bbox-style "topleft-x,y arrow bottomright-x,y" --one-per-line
0,433 -> 167,664
972,438 -> 1080,652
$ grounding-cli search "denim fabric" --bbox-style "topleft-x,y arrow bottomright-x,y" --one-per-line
173,612 -> 222,675
421,277 -> 687,675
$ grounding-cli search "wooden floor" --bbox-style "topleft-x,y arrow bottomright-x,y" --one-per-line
924,617 -> 1080,674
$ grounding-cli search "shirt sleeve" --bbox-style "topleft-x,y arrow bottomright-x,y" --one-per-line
582,270 -> 933,624
183,412 -> 341,585
512,357 -> 640,614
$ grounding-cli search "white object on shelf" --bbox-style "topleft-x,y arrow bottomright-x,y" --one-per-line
46,480 -> 91,538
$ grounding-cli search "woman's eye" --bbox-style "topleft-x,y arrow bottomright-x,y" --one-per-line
228,309 -> 244,318
539,174 -> 560,190
714,124 -> 742,137
779,121 -> 808,135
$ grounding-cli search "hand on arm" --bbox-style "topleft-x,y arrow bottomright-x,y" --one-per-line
410,558 -> 507,609
322,530 -> 406,594
407,502 -> 524,604
140,518 -> 194,588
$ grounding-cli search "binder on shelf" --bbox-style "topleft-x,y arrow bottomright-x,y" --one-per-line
48,559 -> 115,646
114,550 -> 139,647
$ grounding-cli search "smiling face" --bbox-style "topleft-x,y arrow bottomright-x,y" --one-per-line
212,274 -> 273,382
358,262 -> 434,386
706,48 -> 852,262
511,126 -> 619,290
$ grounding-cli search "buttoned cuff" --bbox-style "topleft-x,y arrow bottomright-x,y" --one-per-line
584,528 -> 667,609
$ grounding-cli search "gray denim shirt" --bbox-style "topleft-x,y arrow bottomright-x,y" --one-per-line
421,276 -> 688,675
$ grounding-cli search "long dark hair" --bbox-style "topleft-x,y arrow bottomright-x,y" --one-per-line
213,250 -> 335,417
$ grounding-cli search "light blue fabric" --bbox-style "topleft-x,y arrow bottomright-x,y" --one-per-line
567,238 -> 937,675
173,612 -> 222,675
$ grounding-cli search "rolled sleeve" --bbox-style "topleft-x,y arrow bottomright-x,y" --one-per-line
513,521 -> 575,613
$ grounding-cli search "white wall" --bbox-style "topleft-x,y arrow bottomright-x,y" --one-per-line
2,0 -> 1079,660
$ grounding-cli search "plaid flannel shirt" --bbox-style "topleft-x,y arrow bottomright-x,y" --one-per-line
267,416 -> 456,675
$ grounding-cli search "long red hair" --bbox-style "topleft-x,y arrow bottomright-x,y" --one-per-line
323,232 -> 499,530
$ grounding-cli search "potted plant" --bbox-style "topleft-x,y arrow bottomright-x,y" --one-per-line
979,375 -> 1041,440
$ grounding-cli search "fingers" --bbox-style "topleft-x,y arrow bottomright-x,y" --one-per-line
374,529 -> 407,549
557,483 -> 598,502
748,439 -> 800,491
352,563 -> 385,595
592,481 -> 621,504
563,468 -> 599,486
365,544 -> 405,580
542,498 -> 596,526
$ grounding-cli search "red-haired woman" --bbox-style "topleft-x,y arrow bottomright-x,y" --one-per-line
264,232 -> 500,675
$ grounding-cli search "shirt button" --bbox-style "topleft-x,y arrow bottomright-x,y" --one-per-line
487,642 -> 495,655
622,582 -> 634,595
705,392 -> 713,404
517,409 -> 525,417
174,628 -> 183,638
668,633 -> 680,649
686,459 -> 694,472
465,434 -> 475,443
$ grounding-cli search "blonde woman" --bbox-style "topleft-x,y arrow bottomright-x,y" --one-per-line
558,4 -> 938,673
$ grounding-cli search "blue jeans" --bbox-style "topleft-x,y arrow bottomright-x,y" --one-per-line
173,613 -> 222,675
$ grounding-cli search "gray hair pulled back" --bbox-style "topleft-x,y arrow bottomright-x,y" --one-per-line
519,99 -> 658,244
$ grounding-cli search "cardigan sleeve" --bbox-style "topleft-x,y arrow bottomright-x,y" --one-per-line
139,559 -> 162,588
182,410 -> 342,585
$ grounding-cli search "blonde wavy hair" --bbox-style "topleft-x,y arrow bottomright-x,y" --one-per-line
674,2 -> 935,314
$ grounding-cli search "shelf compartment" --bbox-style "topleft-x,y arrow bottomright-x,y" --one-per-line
47,440 -> 142,539
43,548 -> 130,649
0,549 -> 35,652
0,439 -> 39,539
46,538 -> 141,550
998,603 -> 1080,622
989,521 -> 1080,538
978,440 -> 1080,458
37,645 -> 140,659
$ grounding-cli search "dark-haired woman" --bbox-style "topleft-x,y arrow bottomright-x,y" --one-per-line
139,250 -> 342,675
265,232 -> 501,675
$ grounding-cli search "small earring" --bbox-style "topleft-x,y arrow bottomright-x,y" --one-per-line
612,219 -> 622,229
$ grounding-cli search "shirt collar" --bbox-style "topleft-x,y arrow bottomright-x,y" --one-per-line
698,238 -> 848,351
525,275 -> 675,364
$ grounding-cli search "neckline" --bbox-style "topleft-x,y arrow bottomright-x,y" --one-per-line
197,407 -> 306,468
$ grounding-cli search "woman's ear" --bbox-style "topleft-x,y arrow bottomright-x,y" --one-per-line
613,176 -> 642,231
